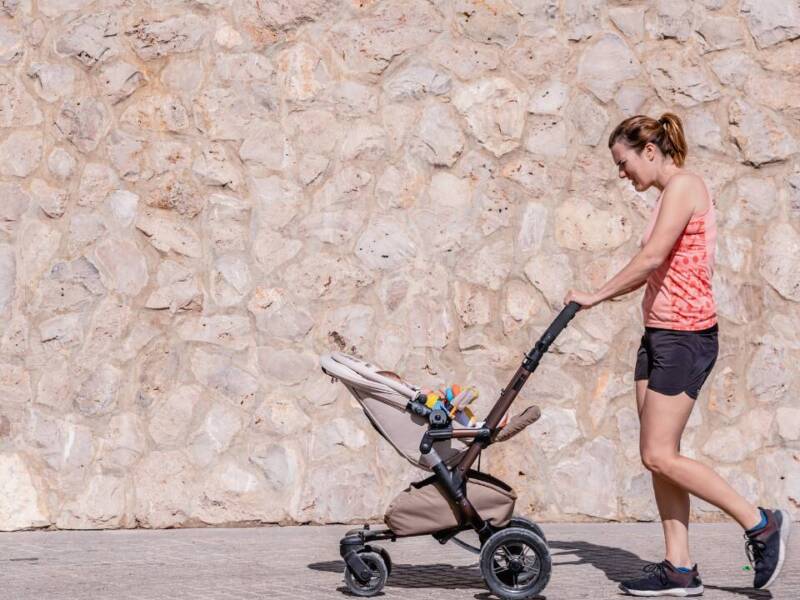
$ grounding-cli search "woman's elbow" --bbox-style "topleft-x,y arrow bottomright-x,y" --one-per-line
640,253 -> 665,272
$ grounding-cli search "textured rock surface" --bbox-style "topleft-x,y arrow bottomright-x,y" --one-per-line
0,0 -> 796,532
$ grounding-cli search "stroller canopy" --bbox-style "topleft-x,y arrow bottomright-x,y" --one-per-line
320,352 -> 469,470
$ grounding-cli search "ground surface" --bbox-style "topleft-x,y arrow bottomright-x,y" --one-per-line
2,522 -> 798,599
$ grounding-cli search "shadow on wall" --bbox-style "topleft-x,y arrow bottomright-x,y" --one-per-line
309,539 -> 772,600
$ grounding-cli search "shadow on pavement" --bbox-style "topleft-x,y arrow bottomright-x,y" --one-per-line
549,540 -> 771,600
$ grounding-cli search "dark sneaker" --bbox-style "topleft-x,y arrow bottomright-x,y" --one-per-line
744,507 -> 792,589
619,560 -> 704,597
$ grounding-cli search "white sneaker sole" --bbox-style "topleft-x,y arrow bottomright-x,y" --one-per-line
620,585 -> 704,597
759,509 -> 792,589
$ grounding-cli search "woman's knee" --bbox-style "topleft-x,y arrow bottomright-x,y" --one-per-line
640,448 -> 676,475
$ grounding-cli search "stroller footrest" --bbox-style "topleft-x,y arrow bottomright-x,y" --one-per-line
493,405 -> 541,443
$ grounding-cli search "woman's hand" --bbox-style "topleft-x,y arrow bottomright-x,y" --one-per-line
563,289 -> 599,310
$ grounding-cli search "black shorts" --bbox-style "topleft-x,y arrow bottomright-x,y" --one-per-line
634,324 -> 719,400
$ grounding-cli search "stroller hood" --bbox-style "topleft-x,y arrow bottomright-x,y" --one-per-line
320,352 -> 469,470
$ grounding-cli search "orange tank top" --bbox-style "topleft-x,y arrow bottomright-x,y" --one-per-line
640,185 -> 717,331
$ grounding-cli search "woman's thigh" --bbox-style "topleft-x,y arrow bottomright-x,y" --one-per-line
639,387 -> 695,456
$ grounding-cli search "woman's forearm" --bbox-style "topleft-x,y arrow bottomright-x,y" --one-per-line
593,252 -> 660,303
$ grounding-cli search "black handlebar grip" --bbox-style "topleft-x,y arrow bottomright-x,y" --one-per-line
538,301 -> 581,348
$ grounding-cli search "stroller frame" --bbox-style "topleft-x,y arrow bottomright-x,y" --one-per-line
334,302 -> 581,589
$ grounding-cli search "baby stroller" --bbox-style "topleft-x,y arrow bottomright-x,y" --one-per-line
319,302 -> 581,599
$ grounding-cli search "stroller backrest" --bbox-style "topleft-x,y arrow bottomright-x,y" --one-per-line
320,352 -> 468,470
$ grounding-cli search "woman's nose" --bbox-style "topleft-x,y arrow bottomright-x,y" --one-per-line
618,169 -> 626,179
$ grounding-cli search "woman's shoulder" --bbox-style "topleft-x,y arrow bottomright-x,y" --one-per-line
663,172 -> 710,211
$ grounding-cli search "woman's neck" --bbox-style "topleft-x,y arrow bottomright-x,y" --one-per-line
653,163 -> 683,191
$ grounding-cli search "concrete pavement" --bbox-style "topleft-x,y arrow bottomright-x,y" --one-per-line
2,522 -> 798,599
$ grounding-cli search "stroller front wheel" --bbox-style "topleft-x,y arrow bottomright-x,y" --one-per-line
480,527 -> 552,600
343,550 -> 388,597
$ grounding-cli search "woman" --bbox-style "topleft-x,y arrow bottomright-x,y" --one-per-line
564,113 -> 791,597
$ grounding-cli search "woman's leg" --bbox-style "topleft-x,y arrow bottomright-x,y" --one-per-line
637,380 -> 692,568
639,387 -> 761,530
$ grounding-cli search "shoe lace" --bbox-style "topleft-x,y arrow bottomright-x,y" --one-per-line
744,534 -> 766,567
643,562 -> 669,586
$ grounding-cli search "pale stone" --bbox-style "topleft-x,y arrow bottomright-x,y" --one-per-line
40,0 -> 96,18
97,61 -> 146,104
298,210 -> 363,245
577,34 -> 640,103
563,0 -> 602,41
455,239 -> 513,291
703,425 -> 761,463
247,287 -> 313,341
67,213 -> 106,255
615,82 -> 652,115
176,315 -> 252,351
527,407 -> 581,456
354,217 -> 416,271
428,33 -> 501,81
740,0 -> 800,49
74,363 -> 122,416
328,0 -> 442,77
454,0 -> 519,47
566,93 -> 609,147
524,252 -> 572,309
106,130 -> 147,181
502,156 -> 550,196
412,103 -> 464,167
121,95 -> 189,133
759,224 -> 800,302
93,238 -> 148,296
252,231 -> 302,275
453,281 -> 492,327
696,16 -> 745,53
54,97 -> 111,153
722,177 -> 778,228
647,0 -> 694,41
191,348 -> 259,411
0,130 -> 42,177
106,190 -> 139,227
0,244 -> 15,318
214,23 -> 243,49
746,337 -> 791,401
211,254 -> 251,307
524,117 -> 567,158
647,50 -> 720,107
32,257 -> 104,315
684,108 -> 724,153
78,163 -> 119,208
27,62 -> 75,103
553,325 -> 611,365
517,201 -> 549,253
621,472 -> 658,521
322,304 -> 375,354
149,384 -> 200,447
340,122 -> 388,162
552,438 -> 617,518
194,87 -> 264,141
135,210 -> 203,258
729,100 -> 799,166
133,451 -> 193,528
776,407 -> 800,441
257,347 -> 315,386
527,80 -> 568,115
148,142 -> 192,178
474,178 -> 519,236
0,362 -> 31,404
56,474 -> 129,529
555,199 -> 631,252
126,15 -> 207,61
18,220 -> 61,282
452,77 -> 526,157
609,6 -> 646,41
0,453 -> 49,531
47,147 -> 77,181
503,279 -> 540,333
249,443 -> 300,493
323,80 -> 379,117
55,12 -> 120,68
278,42 -> 327,105
146,259 -> 201,313
0,72 -> 42,126
31,179 -> 68,219
239,122 -> 288,171
26,410 -> 93,470
161,56 -> 205,96
383,61 -> 451,101
39,313 -> 83,347
189,403 -> 245,467
192,144 -> 243,190
708,51 -> 759,90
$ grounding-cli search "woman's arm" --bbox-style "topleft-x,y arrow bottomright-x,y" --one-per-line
565,174 -> 703,307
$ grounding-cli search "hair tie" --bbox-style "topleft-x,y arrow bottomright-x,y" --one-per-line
658,117 -> 667,127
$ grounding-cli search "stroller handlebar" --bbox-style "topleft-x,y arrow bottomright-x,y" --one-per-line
523,301 -> 581,370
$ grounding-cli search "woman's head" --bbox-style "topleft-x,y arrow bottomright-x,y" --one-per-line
608,113 -> 687,191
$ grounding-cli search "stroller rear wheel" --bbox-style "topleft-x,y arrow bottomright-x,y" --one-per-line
480,527 -> 551,600
508,516 -> 547,543
343,550 -> 388,597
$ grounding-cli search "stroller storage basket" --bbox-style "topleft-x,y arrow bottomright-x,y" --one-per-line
385,470 -> 516,537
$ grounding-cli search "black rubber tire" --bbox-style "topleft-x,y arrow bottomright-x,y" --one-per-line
343,550 -> 388,597
508,516 -> 547,543
364,545 -> 392,577
480,527 -> 552,600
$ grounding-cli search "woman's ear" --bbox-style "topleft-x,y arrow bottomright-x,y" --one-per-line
644,142 -> 657,161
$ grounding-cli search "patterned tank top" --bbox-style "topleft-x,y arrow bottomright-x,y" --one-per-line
640,183 -> 717,331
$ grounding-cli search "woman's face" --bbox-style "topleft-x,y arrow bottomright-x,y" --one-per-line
611,141 -> 656,192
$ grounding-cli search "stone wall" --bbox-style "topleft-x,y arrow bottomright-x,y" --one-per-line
0,0 -> 798,531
